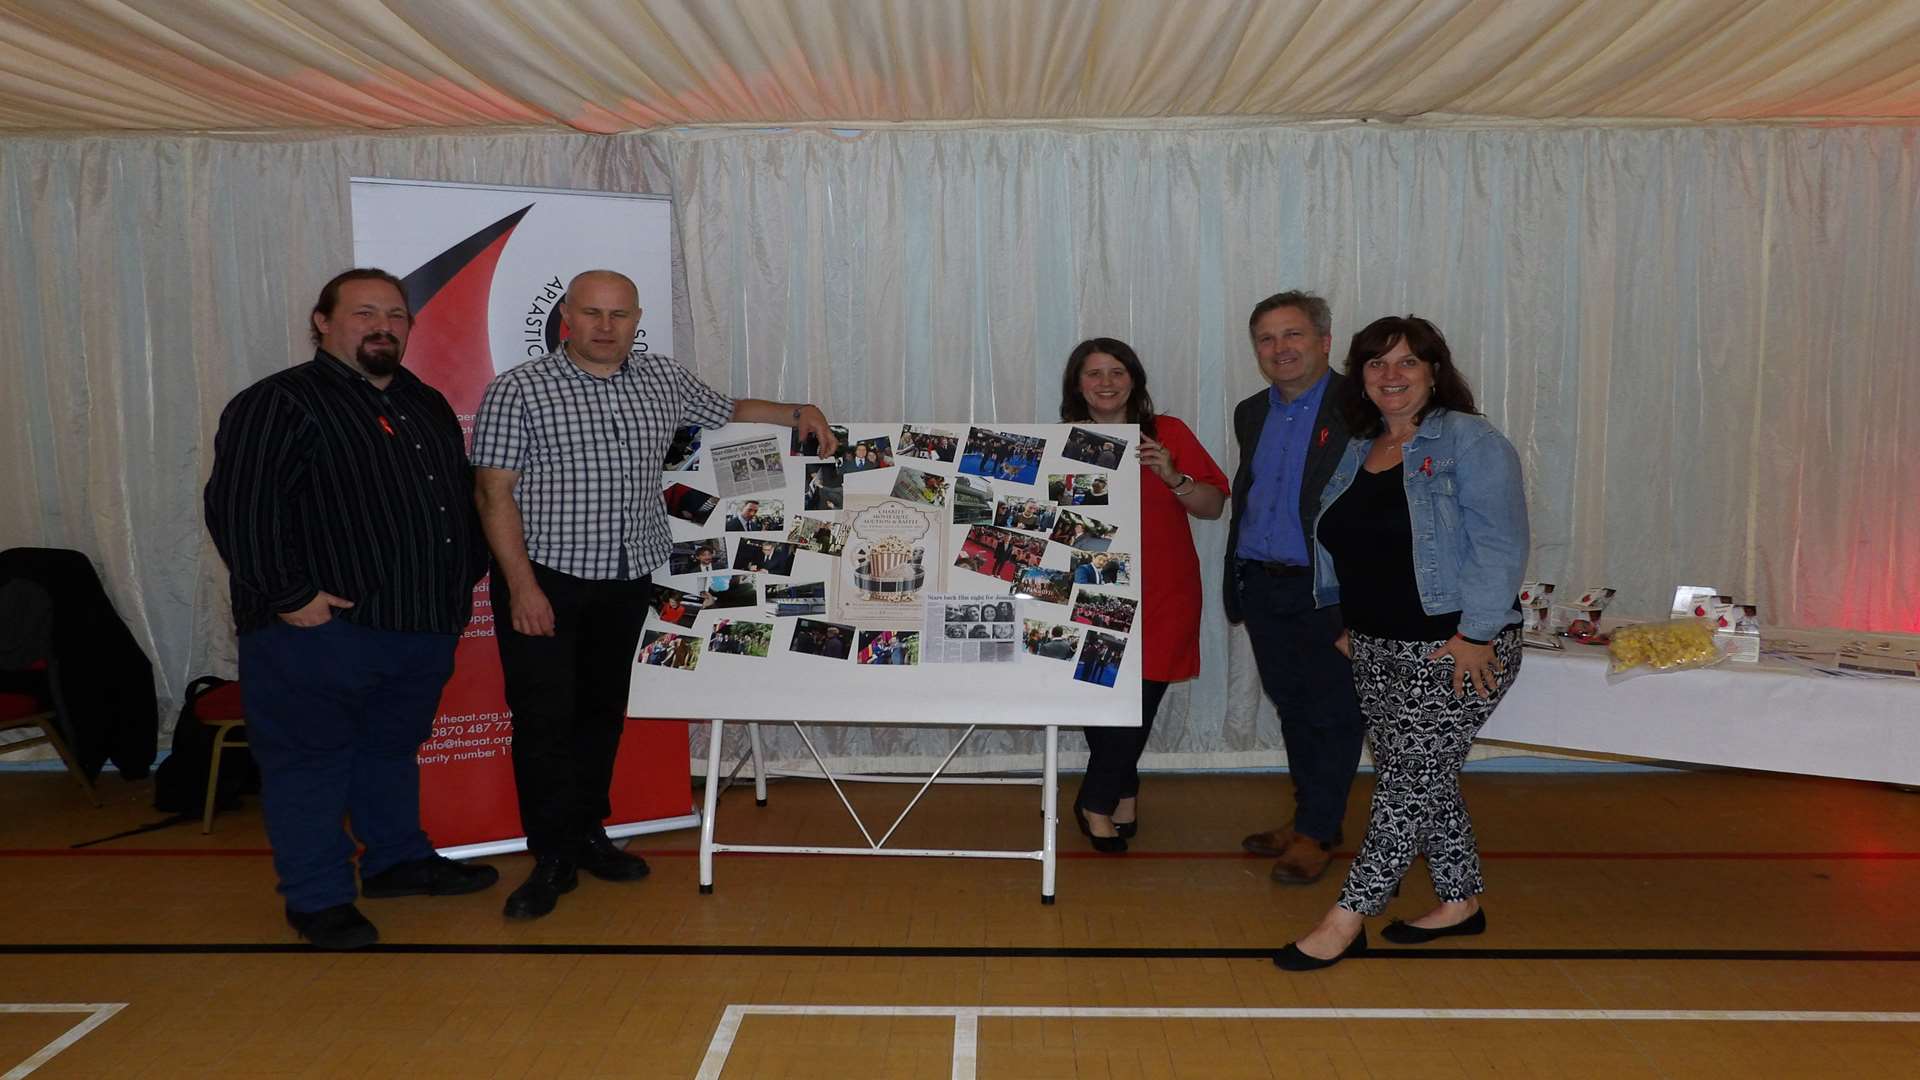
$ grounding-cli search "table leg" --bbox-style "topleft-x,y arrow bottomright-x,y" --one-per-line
1041,724 -> 1058,905
700,718 -> 725,894
748,721 -> 768,806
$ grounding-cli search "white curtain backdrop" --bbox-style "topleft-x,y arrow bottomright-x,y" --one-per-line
3,121 -> 1916,772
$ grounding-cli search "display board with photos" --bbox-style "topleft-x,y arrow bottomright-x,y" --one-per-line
628,422 -> 1143,728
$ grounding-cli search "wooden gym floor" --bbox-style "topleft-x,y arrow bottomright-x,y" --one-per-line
2,764 -> 1918,1078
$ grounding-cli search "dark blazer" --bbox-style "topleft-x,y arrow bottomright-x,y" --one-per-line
1222,371 -> 1353,623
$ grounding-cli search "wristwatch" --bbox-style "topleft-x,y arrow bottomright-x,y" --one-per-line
791,406 -> 803,424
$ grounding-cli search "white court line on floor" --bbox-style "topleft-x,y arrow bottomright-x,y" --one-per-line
0,1004 -> 127,1080
696,1004 -> 1920,1080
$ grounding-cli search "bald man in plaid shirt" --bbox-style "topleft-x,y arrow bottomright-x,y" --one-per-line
473,269 -> 838,920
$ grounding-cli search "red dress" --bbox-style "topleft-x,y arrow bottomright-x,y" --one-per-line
1136,415 -> 1230,682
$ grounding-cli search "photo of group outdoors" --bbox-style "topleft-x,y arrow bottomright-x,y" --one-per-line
992,496 -> 1058,533
712,436 -> 787,497
1070,550 -> 1130,585
733,539 -> 798,575
663,483 -> 720,525
787,516 -> 849,556
1073,629 -> 1127,688
803,462 -> 844,511
663,424 -> 703,472
951,474 -> 994,525
1047,473 -> 1110,506
1021,619 -> 1083,661
790,618 -> 855,659
958,427 -> 1045,485
955,523 -> 1045,582
766,581 -> 827,617
1070,589 -> 1138,632
1060,425 -> 1128,469
1011,566 -> 1074,605
789,423 -> 850,458
897,424 -> 959,462
698,573 -> 759,610
707,619 -> 774,658
638,629 -> 701,671
839,436 -> 894,474
669,537 -> 726,575
856,629 -> 921,665
723,497 -> 785,532
890,466 -> 948,506
649,584 -> 705,627
921,593 -> 1018,664
1051,510 -> 1119,552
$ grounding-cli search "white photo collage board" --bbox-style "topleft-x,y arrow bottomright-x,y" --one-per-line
628,422 -> 1143,729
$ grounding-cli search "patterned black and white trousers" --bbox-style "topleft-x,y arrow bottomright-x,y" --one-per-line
1336,626 -> 1524,916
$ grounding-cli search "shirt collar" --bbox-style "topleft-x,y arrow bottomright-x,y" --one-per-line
558,344 -> 634,380
314,349 -> 417,390
1267,368 -> 1330,411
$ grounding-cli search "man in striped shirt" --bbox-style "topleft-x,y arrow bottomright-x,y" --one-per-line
205,268 -> 499,951
473,269 -> 838,920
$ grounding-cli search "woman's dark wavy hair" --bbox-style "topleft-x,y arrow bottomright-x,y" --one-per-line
1337,315 -> 1479,438
1059,337 -> 1157,438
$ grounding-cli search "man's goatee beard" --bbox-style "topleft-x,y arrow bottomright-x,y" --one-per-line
357,338 -> 402,376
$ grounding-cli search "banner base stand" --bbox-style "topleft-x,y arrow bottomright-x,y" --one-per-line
435,812 -> 702,861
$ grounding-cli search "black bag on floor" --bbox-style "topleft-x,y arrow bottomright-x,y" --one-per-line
152,676 -> 259,815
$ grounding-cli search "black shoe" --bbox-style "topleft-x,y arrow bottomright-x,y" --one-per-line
1114,819 -> 1137,840
578,831 -> 651,882
1380,908 -> 1486,945
361,855 -> 500,899
286,903 -> 378,950
1272,929 -> 1368,972
1072,803 -> 1127,854
503,856 -> 579,920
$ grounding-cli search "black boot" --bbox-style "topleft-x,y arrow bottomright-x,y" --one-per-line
503,855 -> 579,920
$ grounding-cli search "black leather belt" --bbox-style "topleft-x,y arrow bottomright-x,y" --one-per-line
1238,559 -> 1311,578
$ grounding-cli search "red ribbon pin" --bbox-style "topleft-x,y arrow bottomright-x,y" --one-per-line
1419,456 -> 1434,477
1317,426 -> 1330,448
377,416 -> 396,437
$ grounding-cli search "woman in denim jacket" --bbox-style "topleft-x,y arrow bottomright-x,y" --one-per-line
1274,315 -> 1529,971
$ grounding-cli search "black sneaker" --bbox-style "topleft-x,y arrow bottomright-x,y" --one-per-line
577,831 -> 651,882
286,903 -> 379,950
503,856 -> 579,920
361,855 -> 500,898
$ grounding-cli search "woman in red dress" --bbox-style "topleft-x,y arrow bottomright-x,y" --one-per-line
1060,338 -> 1230,853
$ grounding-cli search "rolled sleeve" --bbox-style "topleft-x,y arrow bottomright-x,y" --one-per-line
672,361 -> 737,430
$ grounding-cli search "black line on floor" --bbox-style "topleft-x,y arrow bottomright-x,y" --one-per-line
2,943 -> 1917,962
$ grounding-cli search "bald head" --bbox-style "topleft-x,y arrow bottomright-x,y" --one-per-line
559,269 -> 642,370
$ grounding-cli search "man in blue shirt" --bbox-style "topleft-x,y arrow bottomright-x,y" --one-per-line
1223,291 -> 1365,885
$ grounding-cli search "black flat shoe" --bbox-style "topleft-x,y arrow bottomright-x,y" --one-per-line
1114,819 -> 1137,840
577,831 -> 652,883
286,903 -> 378,950
503,855 -> 579,920
362,855 -> 499,898
1272,929 -> 1368,972
1380,908 -> 1486,944
1072,802 -> 1127,854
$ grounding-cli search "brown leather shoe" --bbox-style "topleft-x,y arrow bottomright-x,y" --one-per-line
1269,833 -> 1334,884
1241,825 -> 1296,858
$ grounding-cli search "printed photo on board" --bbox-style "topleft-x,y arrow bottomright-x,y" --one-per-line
638,630 -> 701,671
698,573 -> 759,610
1070,589 -> 1138,633
1069,550 -> 1130,586
663,483 -> 719,526
839,436 -> 894,474
733,540 -> 798,576
1061,426 -> 1128,469
668,538 -> 726,576
766,581 -> 827,617
663,425 -> 703,472
992,496 -> 1058,534
707,619 -> 774,658
1073,630 -> 1126,688
1051,510 -> 1119,552
787,516 -> 849,556
954,524 -> 1045,583
891,466 -> 949,506
723,498 -> 785,532
1047,473 -> 1110,507
790,618 -> 855,660
649,584 -> 705,628
1011,566 -> 1073,605
1022,619 -> 1083,661
959,427 -> 1045,485
898,424 -> 959,462
804,462 -> 845,511
951,474 -> 995,525
856,629 -> 920,665
790,424 -> 850,458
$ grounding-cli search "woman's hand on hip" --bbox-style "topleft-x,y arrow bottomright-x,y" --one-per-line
1429,635 -> 1501,698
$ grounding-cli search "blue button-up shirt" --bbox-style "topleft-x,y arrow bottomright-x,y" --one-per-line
1236,370 -> 1330,565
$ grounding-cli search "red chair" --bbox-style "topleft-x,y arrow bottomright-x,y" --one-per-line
0,665 -> 102,807
192,681 -> 248,834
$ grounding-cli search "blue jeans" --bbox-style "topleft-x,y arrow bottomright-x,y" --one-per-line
1239,569 -> 1365,844
237,618 -> 457,912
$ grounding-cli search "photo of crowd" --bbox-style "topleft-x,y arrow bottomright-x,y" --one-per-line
1061,425 -> 1127,469
638,629 -> 701,671
698,573 -> 759,610
804,462 -> 844,511
669,537 -> 726,575
897,425 -> 959,462
1046,473 -> 1109,506
1073,630 -> 1126,688
766,581 -> 826,617
992,496 -> 1058,534
1010,566 -> 1073,604
1051,510 -> 1119,552
958,427 -> 1045,485
951,474 -> 994,525
649,584 -> 705,628
723,497 -> 785,532
891,466 -> 948,506
955,524 -> 1046,582
856,629 -> 921,665
733,539 -> 798,576
839,436 -> 894,474
1070,589 -> 1138,633
1070,550 -> 1130,585
790,618 -> 854,659
663,483 -> 719,525
789,424 -> 850,457
787,516 -> 848,556
1022,619 -> 1083,661
707,619 -> 774,658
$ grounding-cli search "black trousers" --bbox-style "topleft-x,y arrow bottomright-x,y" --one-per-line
1076,679 -> 1171,815
492,561 -> 652,857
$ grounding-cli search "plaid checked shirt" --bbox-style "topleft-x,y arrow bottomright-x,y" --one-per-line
472,347 -> 736,580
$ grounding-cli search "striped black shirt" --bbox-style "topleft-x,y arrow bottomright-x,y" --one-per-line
471,348 -> 736,580
204,351 -> 488,634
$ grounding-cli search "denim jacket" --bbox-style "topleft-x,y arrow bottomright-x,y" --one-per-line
1310,409 -> 1529,641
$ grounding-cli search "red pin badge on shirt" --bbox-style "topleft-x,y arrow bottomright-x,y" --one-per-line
1419,456 -> 1434,477
1317,426 -> 1330,448
377,416 -> 396,437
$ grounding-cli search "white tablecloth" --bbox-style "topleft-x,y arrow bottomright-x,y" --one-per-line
1483,642 -> 1920,785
